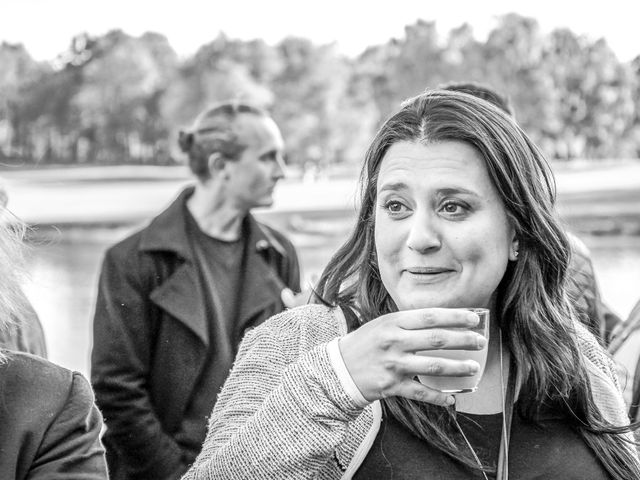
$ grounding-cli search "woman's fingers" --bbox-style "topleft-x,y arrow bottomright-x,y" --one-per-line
338,308 -> 487,404
394,308 -> 480,330
392,379 -> 455,407
397,328 -> 487,352
399,354 -> 480,378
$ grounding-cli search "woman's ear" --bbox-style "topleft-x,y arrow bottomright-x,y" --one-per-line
509,238 -> 520,261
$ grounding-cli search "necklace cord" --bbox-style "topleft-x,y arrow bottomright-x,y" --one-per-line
448,329 -> 514,480
450,410 -> 490,480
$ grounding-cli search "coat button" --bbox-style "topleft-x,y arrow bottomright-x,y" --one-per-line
256,239 -> 269,251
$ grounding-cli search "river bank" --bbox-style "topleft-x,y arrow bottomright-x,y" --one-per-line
5,162 -> 639,376
2,161 -> 640,236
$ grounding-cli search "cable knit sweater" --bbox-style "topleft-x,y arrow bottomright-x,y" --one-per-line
182,304 -> 636,480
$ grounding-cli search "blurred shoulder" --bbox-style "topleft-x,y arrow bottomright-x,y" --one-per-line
258,221 -> 297,253
0,351 -> 92,407
567,232 -> 592,261
104,226 -> 146,261
574,322 -> 619,384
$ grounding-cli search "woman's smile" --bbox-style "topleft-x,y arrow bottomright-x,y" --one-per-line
403,266 -> 457,283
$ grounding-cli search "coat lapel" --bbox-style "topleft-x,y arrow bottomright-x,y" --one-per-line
149,263 -> 209,346
140,186 -> 210,345
235,215 -> 287,325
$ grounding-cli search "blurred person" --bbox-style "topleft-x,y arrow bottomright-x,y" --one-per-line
0,206 -> 107,478
440,81 -> 622,346
182,90 -> 638,480
91,102 -> 301,480
609,298 -> 640,422
0,181 -> 47,357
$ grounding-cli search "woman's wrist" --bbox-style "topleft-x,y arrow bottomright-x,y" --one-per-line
326,338 -> 370,408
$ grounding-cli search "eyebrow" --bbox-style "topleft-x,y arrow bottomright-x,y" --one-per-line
378,181 -> 409,193
259,149 -> 280,160
437,187 -> 479,197
377,182 -> 480,197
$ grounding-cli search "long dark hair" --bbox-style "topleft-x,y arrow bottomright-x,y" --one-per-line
315,90 -> 639,478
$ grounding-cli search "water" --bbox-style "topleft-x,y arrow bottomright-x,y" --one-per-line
21,222 -> 640,378
417,309 -> 489,393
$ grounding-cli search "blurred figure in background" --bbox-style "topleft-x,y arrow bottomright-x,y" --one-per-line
91,102 -> 301,479
0,181 -> 47,357
609,298 -> 640,423
440,81 -> 621,346
0,202 -> 107,478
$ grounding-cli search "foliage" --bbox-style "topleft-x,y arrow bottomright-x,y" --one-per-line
1,14 -> 639,166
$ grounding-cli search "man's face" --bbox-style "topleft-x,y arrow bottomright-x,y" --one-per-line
225,114 -> 286,211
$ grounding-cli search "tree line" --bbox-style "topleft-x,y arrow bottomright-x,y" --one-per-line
1,13 -> 639,168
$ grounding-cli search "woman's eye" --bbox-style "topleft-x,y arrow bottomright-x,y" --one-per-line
383,200 -> 407,215
387,201 -> 403,213
441,201 -> 467,215
443,203 -> 460,213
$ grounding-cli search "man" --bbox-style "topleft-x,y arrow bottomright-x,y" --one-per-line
439,81 -> 621,346
91,102 -> 301,479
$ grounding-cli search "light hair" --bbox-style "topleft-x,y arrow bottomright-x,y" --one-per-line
0,207 -> 28,361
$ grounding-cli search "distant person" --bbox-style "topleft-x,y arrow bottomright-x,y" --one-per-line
182,89 -> 638,480
91,101 -> 302,479
0,181 -> 47,357
0,202 -> 107,478
440,81 -> 622,346
609,298 -> 640,422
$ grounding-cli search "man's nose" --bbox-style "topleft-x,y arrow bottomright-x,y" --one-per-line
406,210 -> 441,252
273,154 -> 286,180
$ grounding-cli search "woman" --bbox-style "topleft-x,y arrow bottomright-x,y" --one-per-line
0,208 -> 108,479
182,90 -> 638,479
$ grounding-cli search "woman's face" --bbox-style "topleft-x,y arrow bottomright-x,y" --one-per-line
374,140 -> 517,310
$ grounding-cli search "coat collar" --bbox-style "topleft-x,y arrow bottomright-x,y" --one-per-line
139,186 -> 195,260
139,186 -> 286,259
142,186 -> 288,345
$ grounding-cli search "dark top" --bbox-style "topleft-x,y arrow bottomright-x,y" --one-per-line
355,405 -> 610,479
92,187 -> 301,480
567,234 -> 621,346
0,350 -> 108,480
175,208 -> 247,460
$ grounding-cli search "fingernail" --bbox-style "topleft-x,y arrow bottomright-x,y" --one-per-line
467,312 -> 479,325
468,361 -> 480,374
445,395 -> 455,406
476,335 -> 487,349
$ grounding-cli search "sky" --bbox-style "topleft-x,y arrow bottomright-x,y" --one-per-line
1,0 -> 639,63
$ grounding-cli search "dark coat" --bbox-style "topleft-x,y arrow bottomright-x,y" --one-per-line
567,234 -> 621,346
91,187 -> 300,480
0,351 -> 108,480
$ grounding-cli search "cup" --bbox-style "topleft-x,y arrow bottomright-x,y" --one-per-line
417,308 -> 490,393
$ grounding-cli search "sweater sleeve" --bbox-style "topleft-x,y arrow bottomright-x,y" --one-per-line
182,307 -> 366,480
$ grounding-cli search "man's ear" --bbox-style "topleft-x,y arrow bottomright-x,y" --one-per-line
207,153 -> 226,174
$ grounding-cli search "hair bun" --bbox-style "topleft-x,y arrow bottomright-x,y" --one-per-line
178,131 -> 194,153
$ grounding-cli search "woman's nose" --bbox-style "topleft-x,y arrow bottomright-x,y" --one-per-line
406,211 -> 441,252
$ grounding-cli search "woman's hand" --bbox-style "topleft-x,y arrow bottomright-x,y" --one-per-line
338,308 -> 485,406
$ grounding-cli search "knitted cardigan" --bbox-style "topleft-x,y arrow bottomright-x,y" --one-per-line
182,304 -> 635,480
